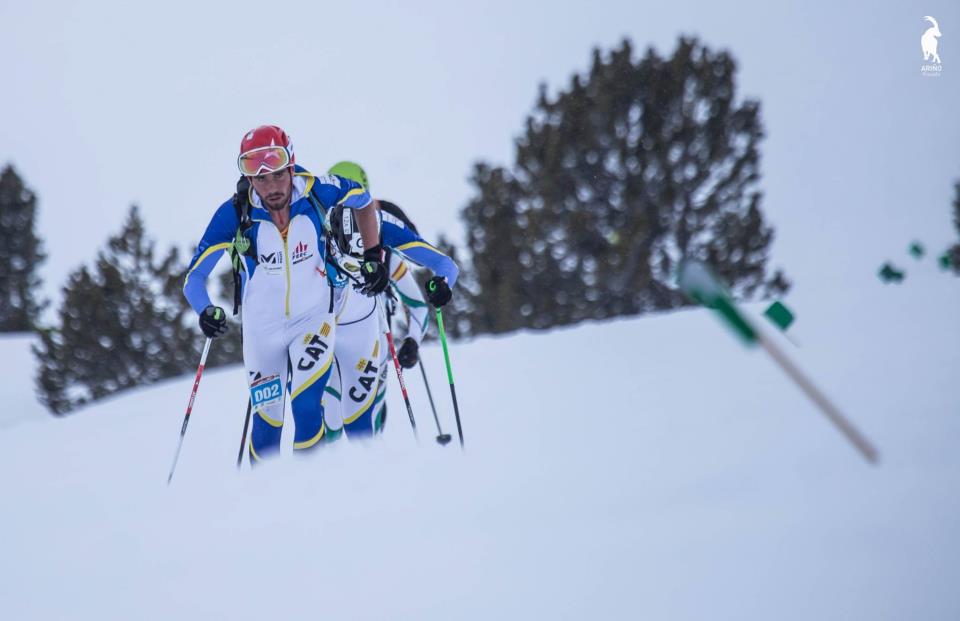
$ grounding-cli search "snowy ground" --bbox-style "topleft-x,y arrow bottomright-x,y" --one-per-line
0,334 -> 46,429
1,267 -> 958,620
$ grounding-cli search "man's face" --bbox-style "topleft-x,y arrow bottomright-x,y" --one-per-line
249,168 -> 292,211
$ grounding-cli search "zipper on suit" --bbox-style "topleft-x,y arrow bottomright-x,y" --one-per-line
283,235 -> 291,317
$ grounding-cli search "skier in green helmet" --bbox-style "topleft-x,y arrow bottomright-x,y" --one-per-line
324,160 -> 457,435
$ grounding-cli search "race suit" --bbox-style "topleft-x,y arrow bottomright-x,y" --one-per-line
184,169 -> 371,461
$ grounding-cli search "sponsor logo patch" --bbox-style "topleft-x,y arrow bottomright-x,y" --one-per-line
297,333 -> 330,371
348,359 -> 379,403
258,250 -> 284,274
292,241 -> 312,265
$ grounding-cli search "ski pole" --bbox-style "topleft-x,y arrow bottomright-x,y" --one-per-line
236,314 -> 252,470
385,288 -> 449,445
434,308 -> 464,448
419,359 -> 452,445
236,398 -> 252,469
377,295 -> 418,438
167,337 -> 213,484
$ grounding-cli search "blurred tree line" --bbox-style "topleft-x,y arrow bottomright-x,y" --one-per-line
0,165 -> 47,331
4,36 -> 810,414
439,37 -> 788,337
33,207 -> 242,414
946,180 -> 960,273
1,166 -> 242,414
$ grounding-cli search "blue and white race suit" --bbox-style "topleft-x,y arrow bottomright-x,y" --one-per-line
324,204 -> 458,437
183,168 -> 371,461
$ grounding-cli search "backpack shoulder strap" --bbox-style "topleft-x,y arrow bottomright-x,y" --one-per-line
305,183 -> 330,232
229,177 -> 252,316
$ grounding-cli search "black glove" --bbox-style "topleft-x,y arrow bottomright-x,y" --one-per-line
358,244 -> 389,296
396,337 -> 419,369
199,305 -> 228,338
425,276 -> 452,307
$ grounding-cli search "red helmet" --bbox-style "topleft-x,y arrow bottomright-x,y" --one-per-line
237,125 -> 295,176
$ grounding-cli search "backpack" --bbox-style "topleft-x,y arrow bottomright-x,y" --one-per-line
378,199 -> 419,235
228,176 -> 253,316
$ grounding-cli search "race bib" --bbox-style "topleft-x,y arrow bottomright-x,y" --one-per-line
250,374 -> 282,408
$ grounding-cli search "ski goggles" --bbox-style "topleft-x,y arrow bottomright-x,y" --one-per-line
237,146 -> 292,176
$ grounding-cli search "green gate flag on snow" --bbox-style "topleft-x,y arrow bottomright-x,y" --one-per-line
676,260 -> 757,346
878,263 -> 905,284
764,301 -> 795,332
676,259 -> 879,465
909,241 -> 925,259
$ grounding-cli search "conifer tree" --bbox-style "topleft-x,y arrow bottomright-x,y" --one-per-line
0,165 -> 47,331
946,180 -> 960,273
462,38 -> 788,333
35,206 -> 238,414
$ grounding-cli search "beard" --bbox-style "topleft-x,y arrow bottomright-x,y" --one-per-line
264,191 -> 289,211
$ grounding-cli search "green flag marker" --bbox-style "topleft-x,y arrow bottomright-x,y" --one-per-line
676,259 -> 879,464
939,252 -> 951,271
878,263 -> 905,284
764,301 -> 795,332
677,260 -> 757,346
909,241 -> 925,259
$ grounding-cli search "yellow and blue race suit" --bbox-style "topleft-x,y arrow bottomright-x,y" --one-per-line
324,202 -> 458,438
183,168 -> 371,461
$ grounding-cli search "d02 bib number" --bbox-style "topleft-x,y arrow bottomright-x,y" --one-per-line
250,377 -> 282,408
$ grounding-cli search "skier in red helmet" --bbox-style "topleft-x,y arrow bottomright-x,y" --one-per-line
183,125 -> 388,462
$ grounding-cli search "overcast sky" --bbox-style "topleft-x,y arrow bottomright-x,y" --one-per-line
2,0 -> 958,319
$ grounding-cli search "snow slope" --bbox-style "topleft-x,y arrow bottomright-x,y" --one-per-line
0,334 -> 46,429
1,267 -> 958,620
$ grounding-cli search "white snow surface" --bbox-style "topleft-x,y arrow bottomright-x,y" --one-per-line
1,269 -> 958,620
0,333 -> 46,429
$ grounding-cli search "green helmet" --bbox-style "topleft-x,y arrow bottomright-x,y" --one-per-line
328,161 -> 369,191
